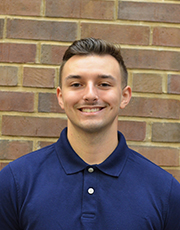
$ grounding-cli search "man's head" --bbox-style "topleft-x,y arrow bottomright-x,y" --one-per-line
57,38 -> 132,135
59,38 -> 128,88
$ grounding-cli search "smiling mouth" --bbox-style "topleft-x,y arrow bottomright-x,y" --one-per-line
79,107 -> 104,113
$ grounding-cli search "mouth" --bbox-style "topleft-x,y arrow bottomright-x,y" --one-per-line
79,107 -> 104,113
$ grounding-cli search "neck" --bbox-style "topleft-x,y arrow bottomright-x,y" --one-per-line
67,124 -> 118,165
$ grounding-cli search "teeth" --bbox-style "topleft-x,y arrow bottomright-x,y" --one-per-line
81,108 -> 100,113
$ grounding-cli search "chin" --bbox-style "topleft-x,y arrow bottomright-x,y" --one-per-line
77,121 -> 111,134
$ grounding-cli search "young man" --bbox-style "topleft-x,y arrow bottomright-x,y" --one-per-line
0,38 -> 180,230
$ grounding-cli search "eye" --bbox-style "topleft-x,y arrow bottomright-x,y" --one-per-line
99,82 -> 111,87
71,82 -> 82,87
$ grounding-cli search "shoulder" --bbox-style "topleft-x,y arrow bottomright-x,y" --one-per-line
127,147 -> 180,199
0,141 -> 63,200
126,147 -> 177,188
118,132 -> 176,186
127,148 -> 180,209
0,143 -> 57,184
128,148 -> 170,174
10,143 -> 56,169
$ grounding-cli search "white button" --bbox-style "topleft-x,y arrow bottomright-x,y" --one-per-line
88,188 -> 94,195
88,167 -> 94,173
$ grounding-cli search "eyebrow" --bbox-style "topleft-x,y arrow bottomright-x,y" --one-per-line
98,74 -> 116,81
65,75 -> 81,81
65,74 -> 116,81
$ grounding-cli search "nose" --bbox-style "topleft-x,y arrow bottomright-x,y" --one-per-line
83,83 -> 98,102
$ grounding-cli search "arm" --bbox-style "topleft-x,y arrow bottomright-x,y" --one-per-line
0,165 -> 20,230
164,177 -> 180,230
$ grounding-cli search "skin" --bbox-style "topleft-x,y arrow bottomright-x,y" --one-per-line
57,54 -> 131,164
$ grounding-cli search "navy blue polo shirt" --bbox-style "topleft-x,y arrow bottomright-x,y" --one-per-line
0,128 -> 180,230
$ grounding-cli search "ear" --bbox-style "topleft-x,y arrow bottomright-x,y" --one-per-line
120,86 -> 132,109
56,87 -> 64,110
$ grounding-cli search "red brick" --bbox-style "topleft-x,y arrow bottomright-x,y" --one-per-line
2,116 -> 67,138
0,19 -> 4,38
120,97 -> 180,119
0,0 -> 41,16
121,48 -> 180,71
130,146 -> 179,167
0,91 -> 34,112
81,23 -> 150,45
165,169 -> 180,183
38,141 -> 56,149
38,93 -> 64,113
7,19 -> 77,42
153,27 -> 180,47
118,121 -> 146,141
152,123 -> 180,143
132,73 -> 163,93
0,43 -> 36,63
168,74 -> 180,95
46,0 -> 115,20
0,162 -> 9,170
118,2 -> 180,23
0,140 -> 33,160
0,66 -> 18,86
23,67 -> 55,88
41,45 -> 68,65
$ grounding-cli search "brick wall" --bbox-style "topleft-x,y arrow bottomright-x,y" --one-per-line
0,0 -> 180,181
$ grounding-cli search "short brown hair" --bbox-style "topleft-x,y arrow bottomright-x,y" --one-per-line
59,38 -> 128,88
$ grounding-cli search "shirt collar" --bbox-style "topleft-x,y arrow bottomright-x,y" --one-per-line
55,128 -> 129,177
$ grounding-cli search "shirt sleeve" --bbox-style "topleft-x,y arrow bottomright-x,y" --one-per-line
0,165 -> 20,230
164,177 -> 180,230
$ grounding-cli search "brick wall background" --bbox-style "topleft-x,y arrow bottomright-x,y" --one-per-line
0,0 -> 180,181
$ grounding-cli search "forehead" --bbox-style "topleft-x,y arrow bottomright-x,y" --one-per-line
61,54 -> 121,79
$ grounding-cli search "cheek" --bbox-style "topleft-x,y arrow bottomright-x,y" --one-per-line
62,92 -> 81,108
101,91 -> 121,106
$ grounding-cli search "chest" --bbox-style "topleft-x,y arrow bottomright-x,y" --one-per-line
18,169 -> 165,230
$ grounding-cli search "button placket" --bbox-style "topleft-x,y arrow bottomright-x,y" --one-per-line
81,166 -> 97,221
